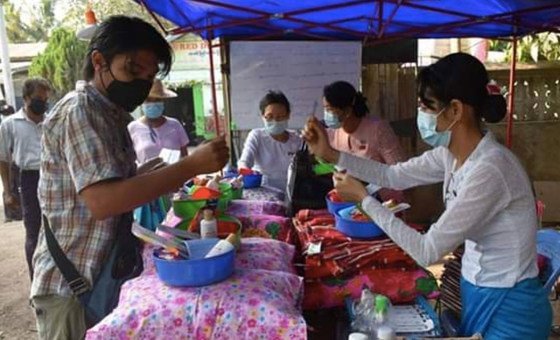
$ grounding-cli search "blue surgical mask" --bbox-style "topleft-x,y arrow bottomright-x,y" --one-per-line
324,110 -> 341,129
416,107 -> 457,148
263,119 -> 288,136
143,102 -> 164,119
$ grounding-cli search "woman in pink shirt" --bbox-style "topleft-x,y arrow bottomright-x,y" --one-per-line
128,80 -> 190,230
128,80 -> 189,164
323,81 -> 406,202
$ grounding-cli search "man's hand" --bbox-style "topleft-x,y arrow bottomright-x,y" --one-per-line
184,136 -> 229,175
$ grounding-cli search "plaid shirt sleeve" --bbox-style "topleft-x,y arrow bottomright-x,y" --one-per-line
63,105 -> 124,193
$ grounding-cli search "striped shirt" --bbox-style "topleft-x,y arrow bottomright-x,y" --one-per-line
31,84 -> 137,298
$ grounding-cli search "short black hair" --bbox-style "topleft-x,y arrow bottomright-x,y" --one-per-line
323,81 -> 369,118
22,77 -> 51,99
259,91 -> 291,115
418,52 -> 506,123
83,16 -> 173,81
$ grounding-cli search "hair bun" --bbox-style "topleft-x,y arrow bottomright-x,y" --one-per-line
482,94 -> 507,123
353,91 -> 369,116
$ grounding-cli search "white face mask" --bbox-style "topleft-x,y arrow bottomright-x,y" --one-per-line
324,110 -> 341,128
263,119 -> 288,135
416,107 -> 458,148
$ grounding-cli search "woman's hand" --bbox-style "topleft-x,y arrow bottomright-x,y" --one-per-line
333,171 -> 368,203
302,117 -> 339,163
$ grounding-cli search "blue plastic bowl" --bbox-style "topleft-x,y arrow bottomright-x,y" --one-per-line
153,239 -> 235,287
335,206 -> 385,239
325,196 -> 355,215
243,173 -> 262,189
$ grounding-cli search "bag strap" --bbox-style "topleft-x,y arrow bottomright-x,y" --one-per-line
300,140 -> 308,153
43,216 -> 91,296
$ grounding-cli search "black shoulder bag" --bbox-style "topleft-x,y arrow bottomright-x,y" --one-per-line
285,142 -> 334,216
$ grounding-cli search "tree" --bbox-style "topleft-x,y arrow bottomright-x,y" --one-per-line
28,27 -> 88,98
3,0 -> 57,43
63,0 -> 173,33
4,0 -> 172,43
490,32 -> 560,63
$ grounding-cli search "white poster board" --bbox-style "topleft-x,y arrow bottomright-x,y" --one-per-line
230,41 -> 361,130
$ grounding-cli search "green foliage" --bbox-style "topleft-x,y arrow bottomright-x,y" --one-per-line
63,0 -> 173,33
4,0 -> 57,43
28,28 -> 88,98
4,0 -> 172,43
490,32 -> 560,63
166,80 -> 205,91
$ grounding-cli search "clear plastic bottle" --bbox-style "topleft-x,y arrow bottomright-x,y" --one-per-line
374,295 -> 395,340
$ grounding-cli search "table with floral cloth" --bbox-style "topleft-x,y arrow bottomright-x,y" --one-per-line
86,238 -> 307,339
242,186 -> 285,203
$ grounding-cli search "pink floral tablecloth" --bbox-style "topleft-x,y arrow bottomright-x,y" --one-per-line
87,238 -> 306,339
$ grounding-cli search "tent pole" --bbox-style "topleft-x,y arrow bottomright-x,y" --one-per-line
506,36 -> 517,149
139,0 -> 168,34
219,37 -> 234,164
208,31 -> 220,137
0,5 -> 15,107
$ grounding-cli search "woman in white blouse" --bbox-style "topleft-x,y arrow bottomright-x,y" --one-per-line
303,53 -> 551,339
238,91 -> 302,191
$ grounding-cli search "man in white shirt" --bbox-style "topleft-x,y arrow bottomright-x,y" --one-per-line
0,78 -> 52,280
0,100 -> 22,222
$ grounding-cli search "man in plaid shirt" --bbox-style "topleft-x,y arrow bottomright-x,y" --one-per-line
31,16 -> 229,339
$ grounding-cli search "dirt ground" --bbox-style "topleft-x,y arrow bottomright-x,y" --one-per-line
0,199 -> 36,338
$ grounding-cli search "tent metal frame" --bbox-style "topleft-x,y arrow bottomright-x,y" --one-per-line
140,0 -> 560,148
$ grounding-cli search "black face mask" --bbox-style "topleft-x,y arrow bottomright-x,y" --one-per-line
104,67 -> 152,112
28,98 -> 48,115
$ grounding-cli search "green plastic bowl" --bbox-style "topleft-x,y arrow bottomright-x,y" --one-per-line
232,187 -> 243,200
172,199 -> 207,220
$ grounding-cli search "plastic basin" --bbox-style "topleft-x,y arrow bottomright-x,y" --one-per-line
335,206 -> 385,239
153,238 -> 235,287
325,196 -> 355,215
218,183 -> 233,210
173,199 -> 207,220
189,215 -> 242,239
232,187 -> 243,199
243,174 -> 262,189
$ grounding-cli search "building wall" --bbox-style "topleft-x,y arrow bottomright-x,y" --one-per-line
488,122 -> 560,181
